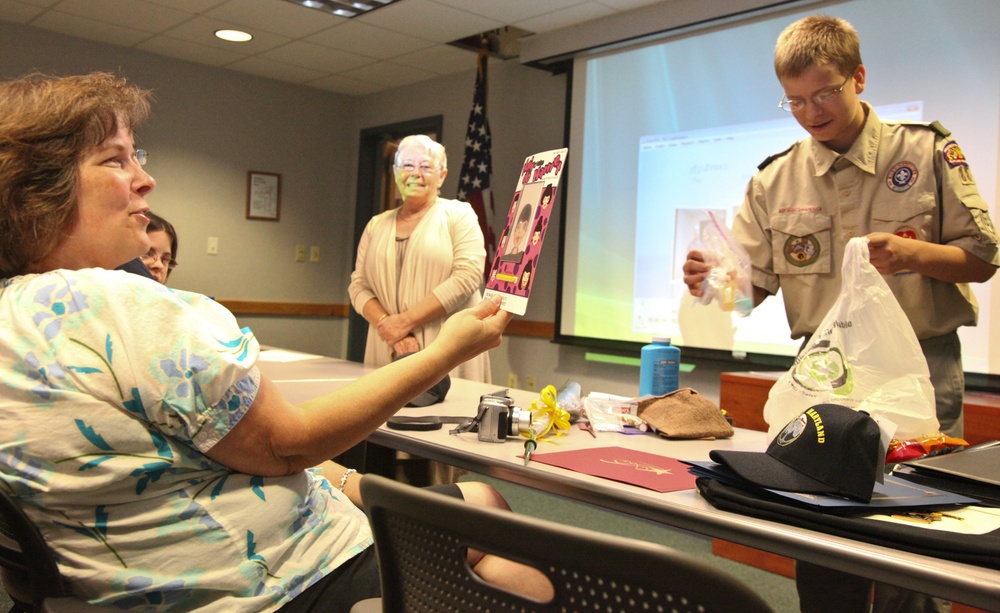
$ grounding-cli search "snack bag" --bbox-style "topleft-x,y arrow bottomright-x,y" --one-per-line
693,211 -> 753,316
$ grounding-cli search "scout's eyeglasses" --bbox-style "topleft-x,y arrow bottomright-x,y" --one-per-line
779,70 -> 855,112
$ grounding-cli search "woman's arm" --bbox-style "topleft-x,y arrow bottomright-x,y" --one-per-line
205,297 -> 510,476
348,218 -> 381,318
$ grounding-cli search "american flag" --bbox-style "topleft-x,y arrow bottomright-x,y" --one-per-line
456,47 -> 497,281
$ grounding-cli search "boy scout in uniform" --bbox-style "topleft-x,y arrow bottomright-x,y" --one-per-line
683,14 -> 999,613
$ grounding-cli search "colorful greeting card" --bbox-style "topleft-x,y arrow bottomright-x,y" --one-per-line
484,148 -> 568,315
525,445 -> 697,493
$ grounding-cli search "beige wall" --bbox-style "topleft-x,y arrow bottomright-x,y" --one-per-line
1,18 -> 735,403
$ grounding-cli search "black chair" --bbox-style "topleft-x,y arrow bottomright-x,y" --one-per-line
0,486 -> 106,612
356,474 -> 774,613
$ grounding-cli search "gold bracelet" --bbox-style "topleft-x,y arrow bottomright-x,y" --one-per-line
376,313 -> 388,324
338,468 -> 357,492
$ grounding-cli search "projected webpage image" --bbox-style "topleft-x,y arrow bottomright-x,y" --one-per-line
632,103 -> 924,359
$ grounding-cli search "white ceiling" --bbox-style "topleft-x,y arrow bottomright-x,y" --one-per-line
0,0 -> 663,96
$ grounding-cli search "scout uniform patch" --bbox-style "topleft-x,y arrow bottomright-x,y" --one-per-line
943,140 -> 976,185
784,234 -> 820,267
886,161 -> 917,192
942,141 -> 967,167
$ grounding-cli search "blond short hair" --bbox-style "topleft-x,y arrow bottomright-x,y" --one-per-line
774,15 -> 861,79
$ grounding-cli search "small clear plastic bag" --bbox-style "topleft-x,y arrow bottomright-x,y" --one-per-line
693,211 -> 753,316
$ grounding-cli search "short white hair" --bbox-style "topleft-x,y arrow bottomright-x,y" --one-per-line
394,134 -> 447,170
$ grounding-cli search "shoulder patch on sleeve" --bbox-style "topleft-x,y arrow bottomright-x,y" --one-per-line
758,145 -> 794,171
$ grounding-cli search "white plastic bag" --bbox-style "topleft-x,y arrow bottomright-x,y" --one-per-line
762,237 -> 939,441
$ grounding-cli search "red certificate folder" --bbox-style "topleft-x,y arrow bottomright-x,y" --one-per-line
526,446 -> 697,493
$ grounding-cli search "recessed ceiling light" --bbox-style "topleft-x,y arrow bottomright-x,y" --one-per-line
215,29 -> 253,43
283,0 -> 400,18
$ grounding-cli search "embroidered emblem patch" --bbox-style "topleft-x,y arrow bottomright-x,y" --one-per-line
886,161 -> 917,192
895,226 -> 917,240
784,234 -> 820,267
943,141 -> 968,167
776,414 -> 808,446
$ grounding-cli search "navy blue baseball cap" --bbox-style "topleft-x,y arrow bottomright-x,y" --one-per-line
710,404 -> 881,503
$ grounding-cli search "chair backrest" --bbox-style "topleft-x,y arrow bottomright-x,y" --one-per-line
359,474 -> 774,613
0,484 -> 70,606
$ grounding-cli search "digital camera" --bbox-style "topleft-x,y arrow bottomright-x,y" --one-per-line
476,393 -> 532,442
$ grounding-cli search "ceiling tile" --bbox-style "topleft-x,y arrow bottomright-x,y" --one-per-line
426,0 -> 588,25
228,55 -> 327,83
0,1 -> 45,23
340,60 -> 439,89
261,40 -> 375,73
137,34 -> 248,67
356,0 -> 504,44
1,0 -> 656,97
144,0 -> 229,12
392,42 -> 477,76
4,0 -> 60,8
307,73 -> 387,96
515,2 -> 616,33
205,0 -> 345,38
52,0 -> 193,34
305,21 -> 433,59
162,15 -> 291,54
596,0 -> 665,10
30,10 -> 155,46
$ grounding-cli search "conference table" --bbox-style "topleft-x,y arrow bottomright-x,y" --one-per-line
257,350 -> 1000,611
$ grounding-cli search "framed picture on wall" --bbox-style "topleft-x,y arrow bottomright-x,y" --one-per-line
246,171 -> 281,221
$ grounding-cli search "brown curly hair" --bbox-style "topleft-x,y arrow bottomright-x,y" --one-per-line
0,72 -> 152,277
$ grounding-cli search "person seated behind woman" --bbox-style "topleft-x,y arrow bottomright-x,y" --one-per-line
0,72 -> 551,611
141,211 -> 178,284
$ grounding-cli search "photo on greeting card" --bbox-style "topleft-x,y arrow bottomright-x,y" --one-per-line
484,148 -> 568,315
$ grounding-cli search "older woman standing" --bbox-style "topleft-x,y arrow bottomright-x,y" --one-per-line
0,73 -> 538,611
349,135 -> 491,382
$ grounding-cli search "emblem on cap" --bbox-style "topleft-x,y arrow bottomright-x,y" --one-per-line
776,414 -> 808,446
783,234 -> 820,267
895,226 -> 917,240
886,161 -> 917,192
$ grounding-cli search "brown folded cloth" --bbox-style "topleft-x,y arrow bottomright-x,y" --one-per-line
637,388 -> 734,439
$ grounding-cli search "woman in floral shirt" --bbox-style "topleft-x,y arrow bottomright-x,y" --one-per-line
0,72 -> 539,611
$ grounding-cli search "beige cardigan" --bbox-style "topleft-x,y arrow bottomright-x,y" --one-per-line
348,198 -> 490,383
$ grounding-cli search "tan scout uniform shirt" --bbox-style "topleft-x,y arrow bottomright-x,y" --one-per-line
734,103 -> 999,340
